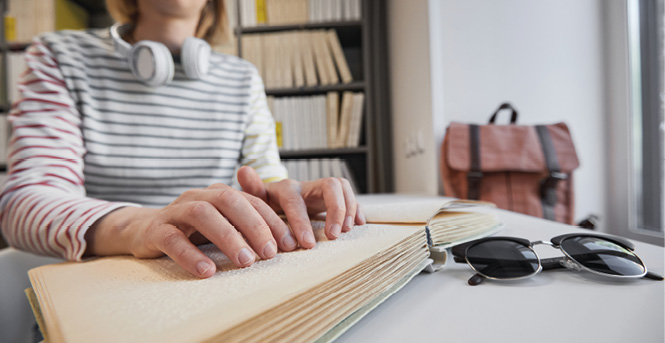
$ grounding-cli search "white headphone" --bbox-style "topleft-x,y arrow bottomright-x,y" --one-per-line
110,23 -> 212,87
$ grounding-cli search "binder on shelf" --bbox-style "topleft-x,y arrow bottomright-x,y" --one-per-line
291,34 -> 305,87
241,0 -> 359,27
282,158 -> 357,190
326,29 -> 353,84
336,91 -> 354,148
5,0 -> 89,43
326,92 -> 340,148
242,29 -> 353,89
271,92 -> 362,152
346,92 -> 364,147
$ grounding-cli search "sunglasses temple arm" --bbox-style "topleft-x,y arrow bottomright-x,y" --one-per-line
468,273 -> 486,286
541,257 -> 664,281
644,271 -> 664,281
540,257 -> 566,271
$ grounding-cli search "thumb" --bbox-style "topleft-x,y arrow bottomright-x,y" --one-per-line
237,166 -> 268,201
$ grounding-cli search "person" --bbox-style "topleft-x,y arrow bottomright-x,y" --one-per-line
0,0 -> 365,279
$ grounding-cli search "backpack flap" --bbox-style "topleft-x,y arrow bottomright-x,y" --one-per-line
445,122 -> 579,174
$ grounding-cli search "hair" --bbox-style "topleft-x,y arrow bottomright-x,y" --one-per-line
105,0 -> 230,45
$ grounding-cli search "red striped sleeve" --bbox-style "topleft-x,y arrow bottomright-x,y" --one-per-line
0,37 -> 140,261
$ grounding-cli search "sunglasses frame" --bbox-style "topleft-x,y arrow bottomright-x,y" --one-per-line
451,233 -> 653,285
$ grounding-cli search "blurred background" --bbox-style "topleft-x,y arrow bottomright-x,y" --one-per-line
0,0 -> 662,247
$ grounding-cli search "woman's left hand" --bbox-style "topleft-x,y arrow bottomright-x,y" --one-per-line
237,166 -> 366,249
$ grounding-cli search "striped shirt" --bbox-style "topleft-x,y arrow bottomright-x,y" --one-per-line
0,29 -> 287,261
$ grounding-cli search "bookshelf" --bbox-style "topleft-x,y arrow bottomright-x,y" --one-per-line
0,0 -> 393,194
235,0 -> 392,193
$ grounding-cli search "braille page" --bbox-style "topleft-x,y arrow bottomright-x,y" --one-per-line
29,223 -> 423,343
358,194 -> 455,224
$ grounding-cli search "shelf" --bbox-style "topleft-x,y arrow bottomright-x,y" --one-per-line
70,0 -> 108,13
1,42 -> 30,52
238,21 -> 362,34
279,146 -> 368,158
265,81 -> 364,96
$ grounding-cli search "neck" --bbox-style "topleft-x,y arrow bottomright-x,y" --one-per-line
132,13 -> 199,53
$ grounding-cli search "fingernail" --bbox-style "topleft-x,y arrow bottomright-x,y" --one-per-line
196,261 -> 213,276
263,241 -> 277,258
302,231 -> 316,245
343,216 -> 353,231
330,224 -> 342,238
238,248 -> 255,266
282,233 -> 297,250
359,212 -> 366,224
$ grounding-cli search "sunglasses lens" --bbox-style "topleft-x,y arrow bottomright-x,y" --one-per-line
560,237 -> 646,277
466,240 -> 539,278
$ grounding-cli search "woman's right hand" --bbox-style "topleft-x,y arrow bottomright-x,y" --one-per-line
85,183 -> 298,278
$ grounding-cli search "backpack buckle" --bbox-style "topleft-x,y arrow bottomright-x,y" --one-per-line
467,172 -> 483,200
540,172 -> 568,204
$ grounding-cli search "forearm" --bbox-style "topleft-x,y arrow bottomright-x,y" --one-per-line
85,207 -> 158,257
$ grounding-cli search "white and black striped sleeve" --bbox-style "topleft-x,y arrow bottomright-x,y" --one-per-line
239,69 -> 288,183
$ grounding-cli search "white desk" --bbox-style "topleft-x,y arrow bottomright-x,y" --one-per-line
337,209 -> 665,343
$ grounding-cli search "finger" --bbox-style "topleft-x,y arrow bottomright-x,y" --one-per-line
168,202 -> 258,268
199,188 -> 277,260
337,178 -> 357,233
150,223 -> 216,278
241,192 -> 298,251
237,166 -> 268,202
355,203 -> 366,225
316,178 -> 345,240
279,180 -> 316,249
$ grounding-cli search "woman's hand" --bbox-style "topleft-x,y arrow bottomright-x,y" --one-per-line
237,166 -> 366,249
85,183 -> 297,278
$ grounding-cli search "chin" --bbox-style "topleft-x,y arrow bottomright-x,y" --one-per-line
142,0 -> 208,18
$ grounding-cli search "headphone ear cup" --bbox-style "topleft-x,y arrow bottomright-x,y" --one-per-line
128,41 -> 174,87
181,37 -> 211,80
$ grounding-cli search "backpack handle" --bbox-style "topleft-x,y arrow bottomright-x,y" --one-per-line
488,103 -> 518,124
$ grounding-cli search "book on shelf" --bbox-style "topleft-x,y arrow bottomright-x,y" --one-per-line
242,29 -> 353,89
268,91 -> 364,151
283,158 -> 358,191
27,195 -> 501,343
0,117 -> 9,165
4,0 -> 88,43
239,0 -> 362,27
1,52 -> 28,107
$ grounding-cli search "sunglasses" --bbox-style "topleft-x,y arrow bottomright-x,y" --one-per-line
451,233 -> 664,285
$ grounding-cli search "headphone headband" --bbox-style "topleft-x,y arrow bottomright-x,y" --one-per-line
109,23 -> 210,87
110,23 -> 132,57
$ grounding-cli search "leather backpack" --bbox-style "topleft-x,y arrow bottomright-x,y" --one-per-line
440,103 -> 580,224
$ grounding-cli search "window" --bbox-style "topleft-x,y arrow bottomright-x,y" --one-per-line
626,0 -> 664,234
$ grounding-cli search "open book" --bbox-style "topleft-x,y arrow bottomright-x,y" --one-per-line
27,196 -> 502,343
359,194 -> 503,249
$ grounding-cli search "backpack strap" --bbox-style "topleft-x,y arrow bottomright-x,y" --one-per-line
467,124 -> 482,200
536,125 -> 568,221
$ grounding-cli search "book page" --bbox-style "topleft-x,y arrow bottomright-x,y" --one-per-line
358,194 -> 458,224
29,223 -> 423,343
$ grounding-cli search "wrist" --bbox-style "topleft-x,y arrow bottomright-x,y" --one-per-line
85,206 -> 154,257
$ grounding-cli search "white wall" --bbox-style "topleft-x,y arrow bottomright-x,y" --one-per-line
389,0 -> 608,224
387,0 -> 439,195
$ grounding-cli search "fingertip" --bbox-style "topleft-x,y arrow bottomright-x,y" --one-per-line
300,230 -> 316,249
355,210 -> 366,225
280,232 -> 298,251
238,247 -> 256,267
328,223 -> 342,239
262,240 -> 277,259
342,216 -> 353,233
196,260 -> 216,278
